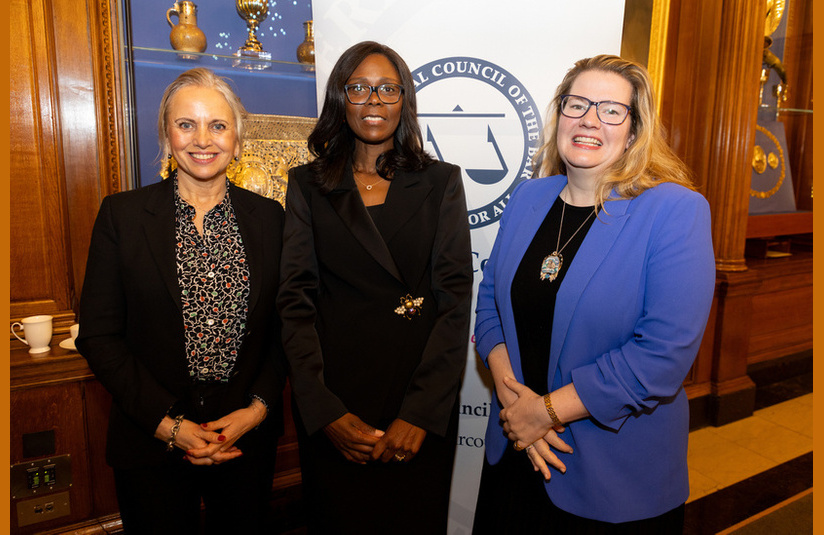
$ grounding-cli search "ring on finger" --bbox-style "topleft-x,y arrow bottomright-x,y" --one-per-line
394,453 -> 406,461
513,441 -> 525,451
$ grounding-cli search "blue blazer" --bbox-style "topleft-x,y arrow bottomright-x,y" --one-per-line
474,175 -> 715,522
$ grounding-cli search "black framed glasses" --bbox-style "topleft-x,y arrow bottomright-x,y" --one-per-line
559,94 -> 632,125
344,83 -> 404,105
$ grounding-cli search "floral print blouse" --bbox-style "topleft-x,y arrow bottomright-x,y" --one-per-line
175,179 -> 250,383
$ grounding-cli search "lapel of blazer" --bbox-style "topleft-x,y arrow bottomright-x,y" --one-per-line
327,168 -> 405,284
381,169 -> 434,289
229,185 -> 264,314
142,178 -> 182,312
496,178 -> 566,379
547,194 -> 632,388
498,179 -> 567,303
380,169 -> 432,244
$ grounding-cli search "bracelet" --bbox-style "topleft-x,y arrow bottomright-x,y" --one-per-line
166,414 -> 184,452
250,394 -> 269,412
543,393 -> 563,428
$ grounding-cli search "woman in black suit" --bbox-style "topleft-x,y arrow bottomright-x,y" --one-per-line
278,41 -> 473,534
77,68 -> 285,534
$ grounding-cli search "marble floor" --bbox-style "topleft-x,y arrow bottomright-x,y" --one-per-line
682,368 -> 813,534
687,392 -> 813,504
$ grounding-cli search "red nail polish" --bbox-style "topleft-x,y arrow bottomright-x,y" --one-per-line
201,423 -> 208,428
218,435 -> 226,441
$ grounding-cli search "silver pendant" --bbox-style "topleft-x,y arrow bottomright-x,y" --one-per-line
540,252 -> 563,282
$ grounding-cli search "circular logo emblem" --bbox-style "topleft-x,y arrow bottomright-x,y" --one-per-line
412,57 -> 542,229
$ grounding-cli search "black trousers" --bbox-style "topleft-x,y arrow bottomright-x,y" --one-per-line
473,445 -> 684,535
113,448 -> 276,535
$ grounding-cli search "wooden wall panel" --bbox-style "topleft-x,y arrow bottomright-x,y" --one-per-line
747,254 -> 813,365
10,0 -> 74,324
9,0 -> 125,334
10,383 -> 93,533
82,380 -> 119,517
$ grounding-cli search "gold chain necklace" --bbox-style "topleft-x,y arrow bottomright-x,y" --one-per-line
353,169 -> 385,191
539,201 -> 596,282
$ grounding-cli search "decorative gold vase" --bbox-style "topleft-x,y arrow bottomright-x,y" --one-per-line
166,1 -> 207,55
236,0 -> 270,56
296,20 -> 315,66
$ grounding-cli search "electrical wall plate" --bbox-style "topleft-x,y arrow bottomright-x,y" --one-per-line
10,454 -> 72,500
15,490 -> 71,528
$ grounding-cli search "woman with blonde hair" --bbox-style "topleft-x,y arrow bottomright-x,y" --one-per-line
473,55 -> 715,533
78,67 -> 286,533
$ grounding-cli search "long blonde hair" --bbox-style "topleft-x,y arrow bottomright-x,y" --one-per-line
533,55 -> 693,209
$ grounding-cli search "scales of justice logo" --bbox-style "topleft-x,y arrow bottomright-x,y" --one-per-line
412,57 -> 543,229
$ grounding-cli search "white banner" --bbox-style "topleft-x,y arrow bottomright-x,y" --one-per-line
311,1 -> 625,532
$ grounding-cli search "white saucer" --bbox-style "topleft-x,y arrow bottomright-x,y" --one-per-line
59,338 -> 77,351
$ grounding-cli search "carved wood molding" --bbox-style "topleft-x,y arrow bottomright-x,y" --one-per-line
90,0 -> 127,197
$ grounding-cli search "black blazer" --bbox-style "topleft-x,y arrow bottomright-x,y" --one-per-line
278,161 -> 472,437
77,178 -> 286,468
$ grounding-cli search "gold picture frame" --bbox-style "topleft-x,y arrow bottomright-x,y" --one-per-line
621,0 -> 671,112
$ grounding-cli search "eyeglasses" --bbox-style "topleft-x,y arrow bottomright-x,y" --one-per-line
559,94 -> 632,125
344,83 -> 404,105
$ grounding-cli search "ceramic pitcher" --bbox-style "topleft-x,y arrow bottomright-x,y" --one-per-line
166,1 -> 207,53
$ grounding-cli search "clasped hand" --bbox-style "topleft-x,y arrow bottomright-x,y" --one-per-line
323,413 -> 426,465
162,401 -> 267,465
499,376 -> 573,480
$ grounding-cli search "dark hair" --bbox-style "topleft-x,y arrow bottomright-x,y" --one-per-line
307,41 -> 434,193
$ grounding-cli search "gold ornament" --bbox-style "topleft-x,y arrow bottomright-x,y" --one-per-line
750,125 -> 785,199
159,154 -> 178,179
752,145 -> 767,174
394,294 -> 424,320
236,0 -> 269,54
765,0 -> 785,37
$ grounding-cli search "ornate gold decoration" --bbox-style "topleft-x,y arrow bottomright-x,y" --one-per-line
228,114 -> 316,207
236,0 -> 269,53
767,152 -> 779,169
394,295 -> 424,320
752,145 -> 767,174
765,0 -> 785,36
159,154 -> 178,179
750,125 -> 785,199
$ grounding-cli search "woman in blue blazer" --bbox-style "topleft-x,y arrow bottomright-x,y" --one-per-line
473,55 -> 715,533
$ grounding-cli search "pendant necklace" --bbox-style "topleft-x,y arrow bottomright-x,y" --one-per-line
353,169 -> 384,191
539,200 -> 596,282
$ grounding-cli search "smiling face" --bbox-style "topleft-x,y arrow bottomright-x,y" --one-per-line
344,53 -> 403,153
556,70 -> 635,182
165,85 -> 240,186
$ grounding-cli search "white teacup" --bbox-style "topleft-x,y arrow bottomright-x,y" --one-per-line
11,315 -> 53,354
70,323 -> 80,341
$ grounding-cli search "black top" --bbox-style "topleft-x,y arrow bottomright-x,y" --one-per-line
366,202 -> 384,223
511,196 -> 597,393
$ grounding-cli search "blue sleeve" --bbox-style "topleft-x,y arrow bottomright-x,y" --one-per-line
571,191 -> 715,430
